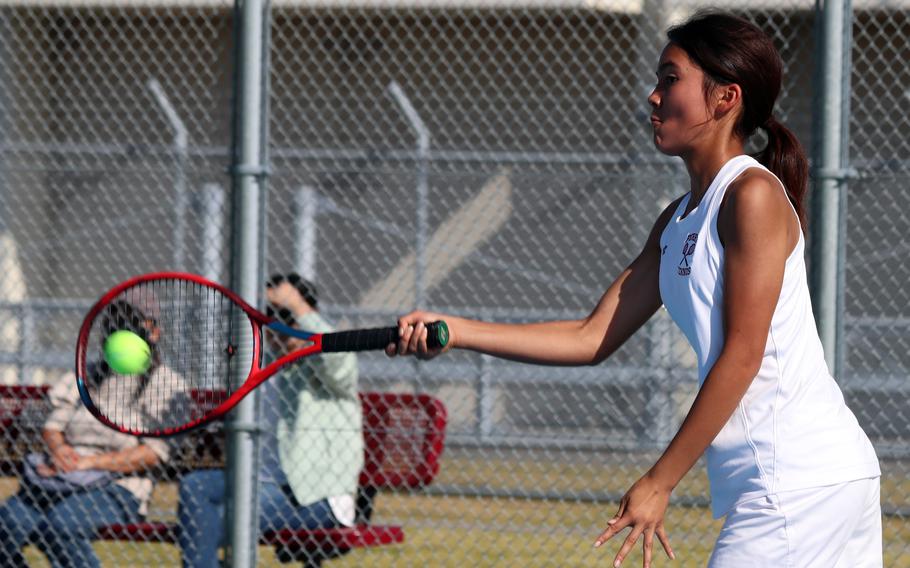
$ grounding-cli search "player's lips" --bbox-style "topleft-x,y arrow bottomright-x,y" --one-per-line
650,115 -> 662,126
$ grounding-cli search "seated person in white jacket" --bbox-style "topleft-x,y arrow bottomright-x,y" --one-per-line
177,273 -> 363,568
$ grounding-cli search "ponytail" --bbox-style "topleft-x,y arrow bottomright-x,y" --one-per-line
756,116 -> 809,232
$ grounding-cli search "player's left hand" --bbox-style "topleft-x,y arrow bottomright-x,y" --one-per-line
593,473 -> 675,568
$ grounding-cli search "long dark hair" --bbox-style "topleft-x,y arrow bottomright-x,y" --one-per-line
667,12 -> 809,230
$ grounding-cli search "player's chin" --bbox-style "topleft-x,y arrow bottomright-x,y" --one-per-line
651,135 -> 683,157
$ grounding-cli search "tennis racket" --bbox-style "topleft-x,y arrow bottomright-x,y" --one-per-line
75,272 -> 448,437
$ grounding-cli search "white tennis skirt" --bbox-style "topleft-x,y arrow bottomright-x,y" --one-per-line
708,476 -> 882,568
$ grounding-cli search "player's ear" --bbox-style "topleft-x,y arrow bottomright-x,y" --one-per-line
713,83 -> 742,117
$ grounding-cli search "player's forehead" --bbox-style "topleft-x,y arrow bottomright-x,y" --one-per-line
656,43 -> 698,74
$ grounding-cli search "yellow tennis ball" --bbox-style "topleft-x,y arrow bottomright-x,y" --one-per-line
103,330 -> 151,375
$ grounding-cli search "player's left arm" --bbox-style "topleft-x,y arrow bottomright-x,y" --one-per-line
595,170 -> 798,565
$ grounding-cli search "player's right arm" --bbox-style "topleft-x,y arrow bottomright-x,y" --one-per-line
391,196 -> 683,365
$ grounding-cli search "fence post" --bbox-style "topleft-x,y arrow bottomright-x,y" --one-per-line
226,0 -> 271,566
811,0 -> 853,378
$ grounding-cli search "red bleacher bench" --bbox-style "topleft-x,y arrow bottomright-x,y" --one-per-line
0,385 -> 447,567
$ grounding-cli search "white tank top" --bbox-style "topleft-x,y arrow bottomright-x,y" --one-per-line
658,155 -> 880,518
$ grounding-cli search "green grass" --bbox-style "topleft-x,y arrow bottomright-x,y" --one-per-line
21,494 -> 721,567
6,449 -> 910,567
18,493 -> 910,566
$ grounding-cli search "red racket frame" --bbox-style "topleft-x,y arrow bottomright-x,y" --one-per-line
76,272 -> 447,437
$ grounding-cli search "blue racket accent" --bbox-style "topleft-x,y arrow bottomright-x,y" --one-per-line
76,376 -> 95,413
266,321 -> 316,340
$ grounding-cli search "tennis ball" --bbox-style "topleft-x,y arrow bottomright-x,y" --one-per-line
103,330 -> 152,375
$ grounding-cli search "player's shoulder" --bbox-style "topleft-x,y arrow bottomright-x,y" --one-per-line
720,167 -> 797,245
725,167 -> 790,213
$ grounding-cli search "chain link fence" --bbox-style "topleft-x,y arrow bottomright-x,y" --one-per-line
0,1 -> 906,566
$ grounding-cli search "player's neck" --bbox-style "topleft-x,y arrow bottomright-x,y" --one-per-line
683,144 -> 744,207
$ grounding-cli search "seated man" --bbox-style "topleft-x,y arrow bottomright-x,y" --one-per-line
178,273 -> 363,568
0,299 -> 175,568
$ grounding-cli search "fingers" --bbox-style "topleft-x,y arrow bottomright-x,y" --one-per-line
388,312 -> 441,358
643,529 -> 653,568
391,322 -> 425,357
396,322 -> 416,356
656,525 -> 675,560
594,478 -> 674,567
594,499 -> 627,548
387,314 -> 418,357
408,321 -> 426,354
593,515 -> 630,548
612,526 -> 644,568
595,523 -> 673,567
614,498 -> 628,521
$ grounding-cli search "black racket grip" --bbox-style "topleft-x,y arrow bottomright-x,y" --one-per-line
321,321 -> 449,353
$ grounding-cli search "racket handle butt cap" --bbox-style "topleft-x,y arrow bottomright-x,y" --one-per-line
426,320 -> 449,350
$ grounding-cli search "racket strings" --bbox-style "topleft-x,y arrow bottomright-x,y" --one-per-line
83,278 -> 254,435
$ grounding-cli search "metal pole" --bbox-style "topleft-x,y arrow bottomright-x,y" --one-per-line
199,183 -> 225,396
226,0 -> 270,566
834,0 -> 854,379
201,183 -> 226,282
388,81 -> 429,309
147,78 -> 189,270
810,0 -> 852,377
295,186 -> 318,280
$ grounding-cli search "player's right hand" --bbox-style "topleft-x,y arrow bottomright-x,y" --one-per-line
386,311 -> 453,360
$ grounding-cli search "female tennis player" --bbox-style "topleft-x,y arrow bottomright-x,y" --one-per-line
388,11 -> 881,568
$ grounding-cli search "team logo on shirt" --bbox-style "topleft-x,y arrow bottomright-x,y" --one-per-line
678,233 -> 698,276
